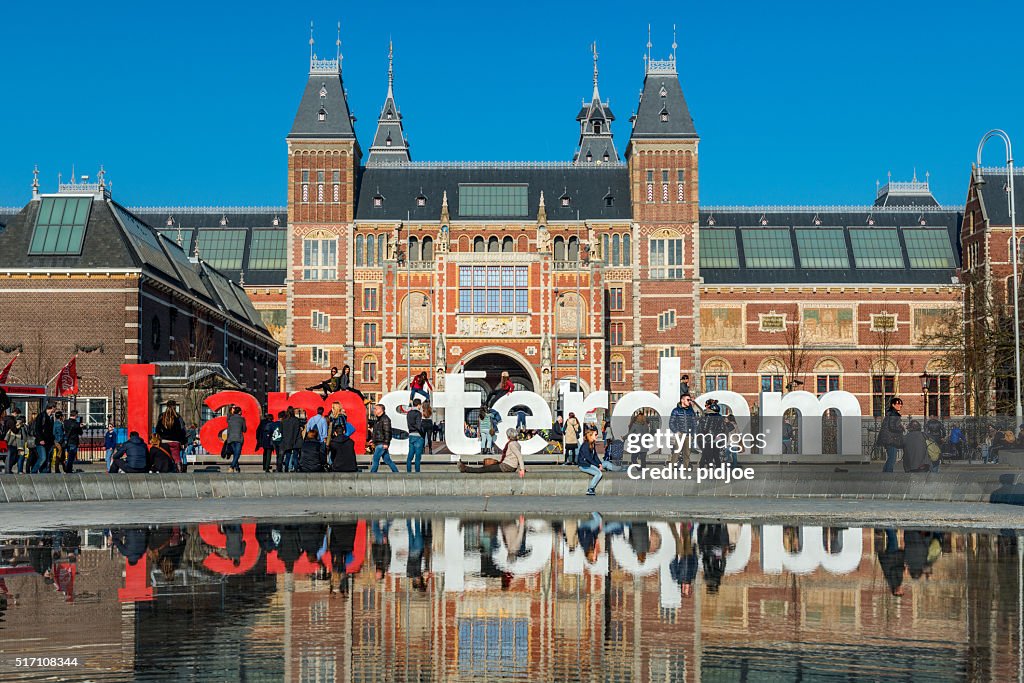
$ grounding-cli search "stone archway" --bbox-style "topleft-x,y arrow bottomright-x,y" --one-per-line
460,347 -> 539,392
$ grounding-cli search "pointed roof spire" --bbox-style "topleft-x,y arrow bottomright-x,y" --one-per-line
574,42 -> 618,164
592,41 -> 600,100
336,21 -> 342,62
367,39 -> 411,166
538,190 -> 547,224
32,165 -> 39,199
672,24 -> 678,62
387,38 -> 394,96
646,24 -> 652,64
440,189 -> 450,224
290,20 -> 354,139
309,20 -> 315,64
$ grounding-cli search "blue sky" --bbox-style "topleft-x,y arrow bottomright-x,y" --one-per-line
1,0 -> 1020,208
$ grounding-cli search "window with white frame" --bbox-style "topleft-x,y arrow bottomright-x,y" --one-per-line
363,323 -> 378,346
77,397 -> 109,426
311,346 -> 330,367
311,310 -> 330,332
363,287 -> 378,311
650,238 -> 684,279
658,310 -> 677,331
659,346 -> 677,359
303,237 -> 337,280
362,356 -> 378,382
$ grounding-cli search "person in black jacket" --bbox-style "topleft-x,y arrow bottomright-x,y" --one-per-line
279,407 -> 303,472
878,397 -> 905,473
109,432 -> 149,473
256,413 -> 275,473
62,411 -> 83,473
329,418 -> 358,472
698,523 -> 731,594
369,404 -> 398,473
148,434 -> 176,473
296,428 -> 326,472
32,405 -> 56,474
306,366 -> 343,399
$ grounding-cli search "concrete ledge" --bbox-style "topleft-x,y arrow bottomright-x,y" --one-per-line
0,470 -> 1021,505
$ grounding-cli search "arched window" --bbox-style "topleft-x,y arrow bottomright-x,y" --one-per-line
409,236 -> 420,262
702,357 -> 731,392
623,234 -> 631,266
568,237 -> 580,261
366,234 -> 376,266
422,236 -> 434,261
612,234 -> 621,266
377,235 -> 385,264
553,236 -> 565,261
602,235 -> 609,263
488,236 -> 500,253
474,237 -> 485,253
814,358 -> 843,396
355,234 -> 364,267
758,358 -> 786,393
502,236 -> 514,253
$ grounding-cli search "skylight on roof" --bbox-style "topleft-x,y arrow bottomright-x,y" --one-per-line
29,197 -> 92,255
795,228 -> 849,269
904,228 -> 955,268
197,229 -> 246,270
740,228 -> 794,268
248,230 -> 286,270
699,228 -> 739,268
459,184 -> 528,218
849,228 -> 904,268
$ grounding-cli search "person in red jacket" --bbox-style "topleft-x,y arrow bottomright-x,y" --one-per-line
485,371 -> 514,409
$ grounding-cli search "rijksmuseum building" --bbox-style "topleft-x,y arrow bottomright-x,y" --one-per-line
4,36 -> 1022,420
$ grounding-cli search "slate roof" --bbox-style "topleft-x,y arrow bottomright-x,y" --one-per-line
697,206 -> 963,285
288,68 -> 356,139
630,67 -> 698,140
354,165 -> 632,221
0,195 -> 274,338
976,167 -> 1024,226
131,208 -> 287,287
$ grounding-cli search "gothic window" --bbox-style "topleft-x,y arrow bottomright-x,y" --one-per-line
610,355 -> 625,384
602,234 -> 609,263
623,234 -> 631,266
612,234 -> 621,266
553,236 -> 565,261
355,235 -> 364,266
362,355 -> 378,382
366,235 -> 376,266
568,237 -> 580,261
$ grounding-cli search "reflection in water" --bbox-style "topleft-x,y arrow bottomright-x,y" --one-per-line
0,517 -> 1021,681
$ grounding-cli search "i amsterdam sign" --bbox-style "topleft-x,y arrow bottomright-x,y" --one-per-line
122,357 -> 863,459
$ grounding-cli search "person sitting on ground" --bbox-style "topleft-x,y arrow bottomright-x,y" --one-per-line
296,427 -> 327,473
329,414 -> 358,473
901,420 -> 930,472
148,434 -> 176,473
109,432 -> 149,473
458,429 -> 525,476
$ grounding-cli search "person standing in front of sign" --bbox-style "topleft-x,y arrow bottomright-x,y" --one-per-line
577,428 -> 603,496
370,404 -> 398,473
225,406 -> 247,473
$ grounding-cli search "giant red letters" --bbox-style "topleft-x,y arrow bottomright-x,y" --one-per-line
198,391 -> 262,455
120,364 -> 157,437
267,390 -> 368,456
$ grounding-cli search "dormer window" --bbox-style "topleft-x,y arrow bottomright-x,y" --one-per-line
373,194 -> 384,208
560,193 -> 570,207
385,133 -> 392,147
659,85 -> 668,97
585,151 -> 593,162
220,215 -> 228,226
604,194 -> 614,208
593,121 -> 602,134
660,107 -> 669,122
416,194 -> 426,207
318,107 -> 327,122
272,216 -> 280,226
602,151 -> 610,162
166,216 -> 173,226
386,110 -> 393,120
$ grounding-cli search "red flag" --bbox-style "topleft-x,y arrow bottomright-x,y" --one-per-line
0,354 -> 16,384
55,356 -> 79,397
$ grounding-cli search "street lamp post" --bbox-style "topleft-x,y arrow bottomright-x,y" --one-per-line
976,130 -> 1021,431
921,373 -> 930,422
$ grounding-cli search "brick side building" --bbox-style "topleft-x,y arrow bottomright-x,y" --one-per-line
0,177 -> 279,424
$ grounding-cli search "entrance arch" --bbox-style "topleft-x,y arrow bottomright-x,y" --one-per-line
461,347 -> 538,392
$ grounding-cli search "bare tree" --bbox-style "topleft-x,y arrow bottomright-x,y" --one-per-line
15,330 -> 62,387
173,326 -> 216,427
781,318 -> 812,392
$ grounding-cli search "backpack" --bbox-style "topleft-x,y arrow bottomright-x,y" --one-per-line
926,438 -> 942,463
